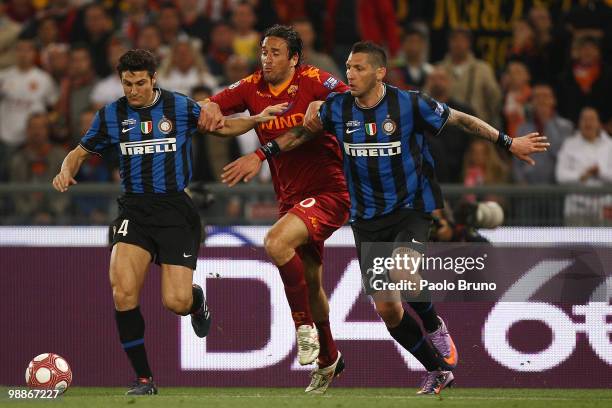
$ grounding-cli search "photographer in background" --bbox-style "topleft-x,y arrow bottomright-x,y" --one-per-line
430,201 -> 504,243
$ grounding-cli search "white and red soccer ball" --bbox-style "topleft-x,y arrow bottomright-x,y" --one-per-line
25,353 -> 72,393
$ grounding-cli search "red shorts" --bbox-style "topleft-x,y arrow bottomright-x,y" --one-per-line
279,191 -> 350,264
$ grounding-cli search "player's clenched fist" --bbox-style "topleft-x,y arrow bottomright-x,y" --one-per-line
52,170 -> 77,192
304,100 -> 324,133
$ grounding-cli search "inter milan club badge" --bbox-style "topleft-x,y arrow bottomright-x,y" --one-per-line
158,117 -> 173,134
365,122 -> 377,136
382,118 -> 396,135
141,121 -> 153,134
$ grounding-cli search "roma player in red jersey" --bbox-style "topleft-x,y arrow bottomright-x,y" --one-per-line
199,25 -> 348,394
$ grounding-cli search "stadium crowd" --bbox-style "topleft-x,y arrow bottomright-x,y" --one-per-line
0,0 -> 611,225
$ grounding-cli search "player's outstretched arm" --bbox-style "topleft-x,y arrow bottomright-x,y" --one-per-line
446,109 -> 550,166
209,103 -> 288,137
52,145 -> 90,192
220,101 -> 323,187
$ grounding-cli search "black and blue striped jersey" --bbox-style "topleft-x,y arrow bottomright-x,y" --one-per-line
319,84 -> 449,220
79,88 -> 200,194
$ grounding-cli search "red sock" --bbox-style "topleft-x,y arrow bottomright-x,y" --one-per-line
278,253 -> 313,329
315,320 -> 338,368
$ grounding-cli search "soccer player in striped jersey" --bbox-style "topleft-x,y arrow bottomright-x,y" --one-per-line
226,41 -> 549,395
51,49 -> 284,395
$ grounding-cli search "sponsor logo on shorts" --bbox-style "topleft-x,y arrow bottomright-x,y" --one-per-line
120,138 -> 177,156
299,198 -> 316,208
309,216 -> 319,231
343,141 -> 401,157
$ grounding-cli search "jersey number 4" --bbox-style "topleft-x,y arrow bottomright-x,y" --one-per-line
116,219 -> 129,237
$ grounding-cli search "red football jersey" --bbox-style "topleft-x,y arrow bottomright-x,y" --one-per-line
210,65 -> 349,205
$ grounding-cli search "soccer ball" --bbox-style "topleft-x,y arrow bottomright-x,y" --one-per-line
25,353 -> 72,394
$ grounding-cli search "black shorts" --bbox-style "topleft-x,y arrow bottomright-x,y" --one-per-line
351,209 -> 432,295
110,192 -> 202,270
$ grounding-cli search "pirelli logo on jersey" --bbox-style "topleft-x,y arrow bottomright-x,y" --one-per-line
120,138 -> 177,156
343,141 -> 402,157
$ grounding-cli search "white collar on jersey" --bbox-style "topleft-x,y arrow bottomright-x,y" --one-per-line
354,83 -> 387,110
133,88 -> 161,109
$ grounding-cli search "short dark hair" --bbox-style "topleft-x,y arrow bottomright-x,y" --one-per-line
575,35 -> 600,50
116,49 -> 157,78
403,23 -> 428,40
262,24 -> 303,66
350,41 -> 387,68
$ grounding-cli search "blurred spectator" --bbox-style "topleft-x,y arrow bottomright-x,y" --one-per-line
462,140 -> 509,204
231,1 -> 260,64
137,24 -> 169,62
388,23 -> 432,90
5,0 -> 34,23
0,0 -> 21,69
423,66 -> 474,183
525,6 -> 567,82
40,42 -> 70,84
556,36 -> 612,127
216,53 -> 271,182
324,0 -> 400,69
157,3 -> 186,48
292,18 -> 341,78
119,0 -> 153,45
190,85 -> 240,183
90,39 -> 128,110
158,37 -> 218,95
35,17 -> 60,48
205,20 -> 234,78
73,109 -> 115,224
178,0 -> 212,47
513,84 -> 573,185
0,39 -> 58,150
200,0 -> 235,23
77,3 -> 114,78
562,0 -> 612,47
8,112 -> 68,224
438,27 -> 502,127
56,45 -> 98,144
220,53 -> 250,87
501,61 -> 531,138
24,0 -> 79,44
556,107 -> 612,225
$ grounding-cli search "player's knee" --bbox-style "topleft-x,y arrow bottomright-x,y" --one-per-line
162,293 -> 192,315
112,286 -> 139,310
264,233 -> 288,263
375,303 -> 403,326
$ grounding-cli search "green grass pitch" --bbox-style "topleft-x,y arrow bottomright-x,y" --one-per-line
2,387 -> 612,408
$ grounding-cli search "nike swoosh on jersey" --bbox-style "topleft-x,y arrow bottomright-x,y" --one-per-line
122,127 -> 135,133
346,128 -> 360,134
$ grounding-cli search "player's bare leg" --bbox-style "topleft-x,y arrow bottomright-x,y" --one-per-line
110,243 -> 151,311
109,243 -> 157,395
264,213 -> 319,365
303,255 -> 345,393
372,295 -> 453,395
161,264 -> 210,338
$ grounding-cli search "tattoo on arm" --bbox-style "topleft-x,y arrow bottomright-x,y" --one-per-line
446,109 -> 499,143
276,126 -> 318,151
